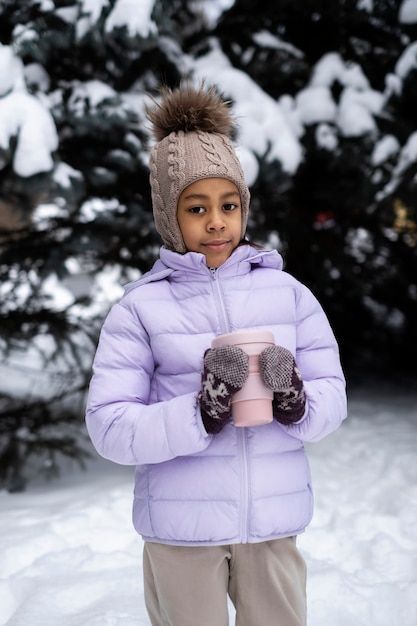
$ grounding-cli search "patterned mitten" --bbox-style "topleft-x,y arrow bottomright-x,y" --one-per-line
199,345 -> 249,434
259,345 -> 306,425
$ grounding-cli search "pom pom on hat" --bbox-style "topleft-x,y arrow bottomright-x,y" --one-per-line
147,84 -> 236,141
146,83 -> 250,253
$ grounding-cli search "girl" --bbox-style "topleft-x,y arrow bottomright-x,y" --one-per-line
86,83 -> 347,626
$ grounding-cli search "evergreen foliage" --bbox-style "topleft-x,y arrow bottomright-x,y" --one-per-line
1,0 -> 416,489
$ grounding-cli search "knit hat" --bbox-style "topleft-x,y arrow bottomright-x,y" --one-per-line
146,83 -> 250,253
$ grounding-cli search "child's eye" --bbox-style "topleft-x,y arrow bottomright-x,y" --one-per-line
189,206 -> 205,214
223,203 -> 238,212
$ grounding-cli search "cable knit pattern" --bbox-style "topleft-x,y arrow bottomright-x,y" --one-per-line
167,130 -> 186,187
198,132 -> 229,172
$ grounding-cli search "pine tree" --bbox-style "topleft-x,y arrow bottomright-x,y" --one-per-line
1,0 -> 417,489
0,0 -> 164,490
216,0 -> 417,379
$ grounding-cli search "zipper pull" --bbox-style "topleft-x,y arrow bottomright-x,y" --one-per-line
209,267 -> 217,279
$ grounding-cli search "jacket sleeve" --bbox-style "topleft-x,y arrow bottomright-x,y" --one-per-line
281,283 -> 347,442
85,301 -> 212,466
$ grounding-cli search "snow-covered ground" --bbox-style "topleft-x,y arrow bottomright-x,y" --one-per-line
1,385 -> 416,626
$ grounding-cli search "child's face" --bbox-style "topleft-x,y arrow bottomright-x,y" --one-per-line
177,177 -> 242,268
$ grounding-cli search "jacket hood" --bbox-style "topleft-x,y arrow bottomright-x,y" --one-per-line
124,245 -> 284,295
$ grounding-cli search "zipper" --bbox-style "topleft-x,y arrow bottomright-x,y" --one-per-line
208,268 -> 229,334
209,266 -> 250,543
238,428 -> 249,543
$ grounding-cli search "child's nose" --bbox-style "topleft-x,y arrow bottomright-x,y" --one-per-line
207,208 -> 226,231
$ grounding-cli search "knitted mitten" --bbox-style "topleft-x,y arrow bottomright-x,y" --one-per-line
199,345 -> 249,434
259,345 -> 306,425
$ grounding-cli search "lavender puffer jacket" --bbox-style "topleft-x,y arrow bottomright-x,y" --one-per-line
86,245 -> 347,546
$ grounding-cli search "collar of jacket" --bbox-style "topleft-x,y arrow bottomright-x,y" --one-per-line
124,245 -> 283,294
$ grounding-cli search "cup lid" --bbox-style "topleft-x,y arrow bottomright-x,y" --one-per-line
212,329 -> 275,348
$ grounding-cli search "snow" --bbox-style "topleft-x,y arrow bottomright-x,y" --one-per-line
192,43 -> 303,175
74,0 -> 158,39
394,41 -> 417,79
0,46 -> 24,95
377,131 -> 417,199
371,135 -> 400,166
1,388 -> 417,625
295,86 -> 337,126
2,13 -> 417,181
362,0 -> 417,21
105,0 -> 157,38
252,31 -> 304,58
0,45 -> 58,176
399,0 -> 417,23
78,0 -> 108,24
68,80 -> 118,110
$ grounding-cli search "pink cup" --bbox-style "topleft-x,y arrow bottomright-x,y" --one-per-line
211,329 -> 275,427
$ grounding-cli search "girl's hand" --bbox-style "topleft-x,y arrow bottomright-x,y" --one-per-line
259,345 -> 306,425
199,345 -> 249,434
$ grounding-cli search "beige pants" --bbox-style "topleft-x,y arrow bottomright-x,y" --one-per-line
143,538 -> 307,626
